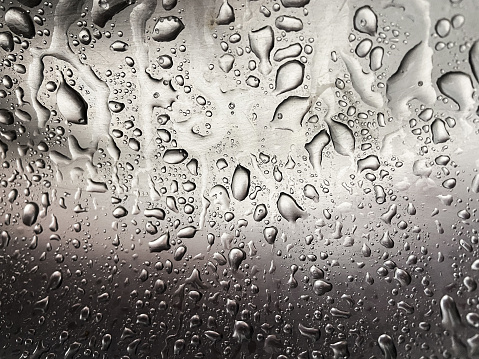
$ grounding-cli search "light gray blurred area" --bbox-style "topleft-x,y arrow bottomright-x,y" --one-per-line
1,0 -> 478,358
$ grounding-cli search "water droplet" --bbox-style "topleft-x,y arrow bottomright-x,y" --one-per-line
277,192 -> 307,222
353,6 -> 377,36
274,60 -> 305,95
5,7 -> 35,39
149,232 -> 171,252
56,73 -> 88,125
231,165 -> 250,201
273,43 -> 302,62
23,202 -> 39,226
163,149 -> 188,164
305,130 -> 330,173
378,334 -> 397,359
275,16 -> 303,32
437,71 -> 474,111
216,0 -> 235,25
435,18 -> 451,38
249,26 -> 274,75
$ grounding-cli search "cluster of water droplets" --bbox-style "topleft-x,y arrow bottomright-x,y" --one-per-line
1,0 -> 479,358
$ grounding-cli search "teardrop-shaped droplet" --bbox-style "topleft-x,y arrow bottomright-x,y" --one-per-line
303,184 -> 319,202
313,279 -> 332,295
353,6 -> 377,36
253,204 -> 267,221
394,268 -> 411,286
326,119 -> 355,156
219,54 -> 235,73
305,129 -> 330,173
128,138 -> 140,151
277,192 -> 307,222
437,71 -> 474,111
263,226 -> 278,244
378,334 -> 397,359
431,119 -> 450,144
216,0 -> 235,25
228,248 -> 246,271
91,0 -> 134,28
275,16 -> 303,32
274,60 -> 304,95
470,41 -> 479,83
57,73 -> 88,125
112,206 -> 128,218
177,226 -> 197,238
440,295 -> 462,331
47,270 -> 62,291
149,232 -> 170,253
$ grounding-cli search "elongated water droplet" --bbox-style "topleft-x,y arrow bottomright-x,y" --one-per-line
249,26 -> 274,75
163,149 -> 188,164
305,130 -> 330,173
152,16 -> 185,42
353,6 -> 377,36
277,192 -> 307,222
231,165 -> 250,201
273,43 -> 302,62
57,73 -> 88,125
326,119 -> 355,156
5,7 -> 35,39
378,334 -> 397,359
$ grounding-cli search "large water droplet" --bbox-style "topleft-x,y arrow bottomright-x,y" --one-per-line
23,202 -> 39,226
152,17 -> 185,42
274,60 -> 305,95
249,26 -> 274,75
216,0 -> 235,25
275,16 -> 303,32
231,165 -> 250,201
437,71 -> 475,111
57,73 -> 88,125
5,7 -> 35,39
277,192 -> 307,222
305,130 -> 330,173
353,6 -> 377,36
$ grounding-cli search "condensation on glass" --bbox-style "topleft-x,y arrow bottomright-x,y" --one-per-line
0,0 -> 477,358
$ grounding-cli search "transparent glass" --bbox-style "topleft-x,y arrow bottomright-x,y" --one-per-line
0,0 -> 477,358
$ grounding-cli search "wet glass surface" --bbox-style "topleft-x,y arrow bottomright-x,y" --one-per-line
1,0 -> 479,358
